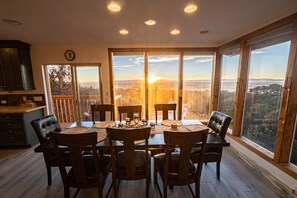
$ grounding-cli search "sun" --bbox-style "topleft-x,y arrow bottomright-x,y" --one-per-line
148,74 -> 160,84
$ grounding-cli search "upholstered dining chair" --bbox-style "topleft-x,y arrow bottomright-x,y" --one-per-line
91,104 -> 115,123
50,132 -> 112,198
30,114 -> 71,185
118,105 -> 142,122
154,103 -> 176,124
106,127 -> 151,198
191,111 -> 232,179
154,130 -> 208,198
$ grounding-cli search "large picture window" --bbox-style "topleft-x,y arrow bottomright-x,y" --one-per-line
182,53 -> 213,120
112,54 -> 145,120
148,53 -> 179,121
110,49 -> 215,121
219,47 -> 240,129
242,38 -> 291,153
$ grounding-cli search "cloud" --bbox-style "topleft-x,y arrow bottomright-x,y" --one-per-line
251,50 -> 264,54
148,56 -> 179,63
129,57 -> 144,65
114,64 -> 137,69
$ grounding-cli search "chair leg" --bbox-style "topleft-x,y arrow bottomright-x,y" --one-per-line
216,161 -> 220,180
146,174 -> 150,198
46,166 -> 52,185
113,178 -> 117,198
64,186 -> 70,198
188,184 -> 195,198
163,182 -> 167,198
154,160 -> 158,184
195,182 -> 200,198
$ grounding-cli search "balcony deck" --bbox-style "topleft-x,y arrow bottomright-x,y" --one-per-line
0,146 -> 294,198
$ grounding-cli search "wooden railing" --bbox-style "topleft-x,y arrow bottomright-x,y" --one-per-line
52,95 -> 76,123
52,95 -> 101,123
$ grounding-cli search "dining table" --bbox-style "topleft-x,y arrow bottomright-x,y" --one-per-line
64,120 -> 230,151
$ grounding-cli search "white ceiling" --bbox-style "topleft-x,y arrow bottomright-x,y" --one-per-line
1,0 -> 297,46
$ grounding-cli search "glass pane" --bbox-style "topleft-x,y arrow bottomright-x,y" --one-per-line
47,65 -> 75,123
242,41 -> 291,152
219,52 -> 240,129
183,55 -> 213,120
290,117 -> 297,166
148,54 -> 179,122
76,66 -> 101,121
113,55 -> 145,121
48,65 -> 73,95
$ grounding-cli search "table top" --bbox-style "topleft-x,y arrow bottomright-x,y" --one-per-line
66,120 -> 230,150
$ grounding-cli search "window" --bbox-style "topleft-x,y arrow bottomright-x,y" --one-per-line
110,49 -> 215,121
113,54 -> 145,120
219,46 -> 240,129
290,116 -> 297,166
242,32 -> 291,153
183,53 -> 213,120
148,53 -> 179,121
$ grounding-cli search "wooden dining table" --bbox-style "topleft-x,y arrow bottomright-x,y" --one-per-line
66,120 -> 230,150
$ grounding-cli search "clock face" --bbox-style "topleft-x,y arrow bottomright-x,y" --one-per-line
64,50 -> 75,61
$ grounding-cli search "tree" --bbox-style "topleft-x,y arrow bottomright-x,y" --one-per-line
48,65 -> 72,95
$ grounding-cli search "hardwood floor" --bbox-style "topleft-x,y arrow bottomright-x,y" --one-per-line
0,146 -> 295,198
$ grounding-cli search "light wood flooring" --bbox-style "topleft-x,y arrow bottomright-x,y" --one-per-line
0,146 -> 295,198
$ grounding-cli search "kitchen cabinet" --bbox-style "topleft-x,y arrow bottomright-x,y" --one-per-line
0,108 -> 44,147
0,40 -> 35,90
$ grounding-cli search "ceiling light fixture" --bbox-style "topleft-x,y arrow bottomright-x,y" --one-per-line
200,30 -> 209,34
170,29 -> 180,35
2,19 -> 22,25
145,20 -> 156,26
119,29 -> 129,35
107,2 -> 121,12
184,4 -> 198,13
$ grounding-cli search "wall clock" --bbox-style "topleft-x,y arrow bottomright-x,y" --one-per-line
64,50 -> 75,61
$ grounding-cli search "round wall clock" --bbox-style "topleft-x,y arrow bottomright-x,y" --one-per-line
64,50 -> 75,61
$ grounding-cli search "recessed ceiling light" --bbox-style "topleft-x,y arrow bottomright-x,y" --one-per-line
145,20 -> 156,26
200,30 -> 209,34
119,29 -> 129,35
184,4 -> 198,13
2,19 -> 22,25
107,2 -> 121,12
170,29 -> 180,35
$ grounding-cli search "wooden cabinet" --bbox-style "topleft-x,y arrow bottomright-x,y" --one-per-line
0,40 -> 35,90
0,109 -> 43,147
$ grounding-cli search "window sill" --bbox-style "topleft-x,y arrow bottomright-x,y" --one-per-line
227,133 -> 297,180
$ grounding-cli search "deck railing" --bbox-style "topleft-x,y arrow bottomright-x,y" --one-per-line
52,95 -> 101,123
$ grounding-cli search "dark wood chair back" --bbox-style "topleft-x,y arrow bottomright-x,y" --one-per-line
207,111 -> 232,139
154,130 -> 208,198
154,103 -> 176,123
106,127 -> 151,198
30,114 -> 67,185
191,111 -> 232,180
118,105 -> 142,122
50,132 -> 111,198
91,104 -> 115,123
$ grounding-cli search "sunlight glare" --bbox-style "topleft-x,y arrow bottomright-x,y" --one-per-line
148,74 -> 160,84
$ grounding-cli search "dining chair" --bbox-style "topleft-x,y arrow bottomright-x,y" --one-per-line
30,114 -> 71,185
191,111 -> 232,179
91,104 -> 115,123
118,105 -> 142,122
106,127 -> 151,198
50,132 -> 112,198
154,103 -> 176,124
154,130 -> 208,198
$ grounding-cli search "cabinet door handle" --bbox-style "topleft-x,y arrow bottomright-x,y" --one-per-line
9,129 -> 13,133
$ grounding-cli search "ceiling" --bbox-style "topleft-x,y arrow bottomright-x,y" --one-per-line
1,0 -> 297,46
